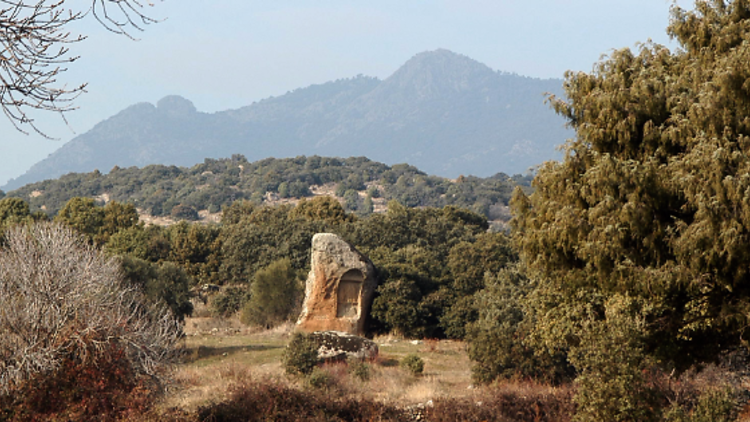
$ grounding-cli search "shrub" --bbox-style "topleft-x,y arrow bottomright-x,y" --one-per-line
349,359 -> 371,382
424,386 -> 575,422
663,387 -> 737,422
283,332 -> 319,376
307,368 -> 336,390
371,279 -> 427,338
401,354 -> 424,376
170,204 -> 200,221
567,295 -> 657,422
0,223 -> 181,419
240,258 -> 301,328
119,255 -> 194,321
467,267 -> 574,385
197,379 -> 404,422
211,286 -> 249,317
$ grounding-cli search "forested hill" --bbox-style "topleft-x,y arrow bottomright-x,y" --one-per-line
3,49 -> 570,191
1,155 -> 531,226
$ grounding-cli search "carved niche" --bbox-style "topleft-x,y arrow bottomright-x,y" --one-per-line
336,269 -> 364,318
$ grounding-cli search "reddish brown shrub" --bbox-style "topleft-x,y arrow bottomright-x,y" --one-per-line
0,223 -> 181,420
425,385 -> 575,422
0,340 -> 161,421
197,379 -> 404,422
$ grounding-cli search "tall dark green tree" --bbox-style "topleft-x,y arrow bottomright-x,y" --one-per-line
515,0 -> 750,366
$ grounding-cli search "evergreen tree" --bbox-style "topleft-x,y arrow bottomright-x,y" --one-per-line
513,0 -> 750,371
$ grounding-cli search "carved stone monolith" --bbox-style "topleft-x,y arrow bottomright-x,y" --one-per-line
296,233 -> 377,336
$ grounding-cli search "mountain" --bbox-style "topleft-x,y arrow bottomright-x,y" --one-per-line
2,49 -> 571,191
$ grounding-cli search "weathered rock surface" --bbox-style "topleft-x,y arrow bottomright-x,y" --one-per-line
308,331 -> 379,361
296,233 -> 377,335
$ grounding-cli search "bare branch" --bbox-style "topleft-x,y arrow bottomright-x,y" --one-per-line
0,222 -> 180,395
0,0 -> 160,137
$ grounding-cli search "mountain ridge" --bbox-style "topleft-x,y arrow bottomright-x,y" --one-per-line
3,49 -> 571,191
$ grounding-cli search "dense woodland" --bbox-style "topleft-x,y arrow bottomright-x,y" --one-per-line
0,155 -> 531,223
5,1 -> 750,421
0,195 -> 513,340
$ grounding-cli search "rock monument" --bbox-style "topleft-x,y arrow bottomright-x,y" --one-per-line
296,233 -> 377,336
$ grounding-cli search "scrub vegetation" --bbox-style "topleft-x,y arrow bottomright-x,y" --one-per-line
3,1 -> 750,420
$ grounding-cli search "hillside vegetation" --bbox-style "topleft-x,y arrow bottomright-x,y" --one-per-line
1,155 -> 531,226
5,2 -> 750,421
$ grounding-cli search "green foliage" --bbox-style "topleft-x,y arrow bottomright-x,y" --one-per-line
99,200 -> 139,244
306,368 -> 336,390
54,197 -> 140,246
7,155 -> 525,221
371,279 -> 428,338
342,189 -> 360,212
349,359 -> 371,382
166,222 -> 222,285
119,255 -> 194,321
220,204 -> 324,286
283,332 -> 320,376
104,225 -> 151,260
360,195 -> 374,216
663,388 -> 737,422
566,295 -> 657,422
467,266 -> 573,385
54,196 -> 105,241
0,197 -> 32,240
290,196 -> 352,224
439,295 -> 477,340
0,197 -> 29,224
170,203 -> 200,221
511,12 -> 750,421
448,232 -> 516,295
211,286 -> 249,318
400,354 -> 424,376
240,258 -> 301,327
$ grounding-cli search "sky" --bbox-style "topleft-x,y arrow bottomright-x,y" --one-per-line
0,0 -> 694,187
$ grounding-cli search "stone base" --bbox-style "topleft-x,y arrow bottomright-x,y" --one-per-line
308,331 -> 378,362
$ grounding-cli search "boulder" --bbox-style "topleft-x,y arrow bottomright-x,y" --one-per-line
308,331 -> 378,361
296,233 -> 377,335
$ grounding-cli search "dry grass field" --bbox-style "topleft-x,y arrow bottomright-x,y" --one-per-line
151,316 -> 573,421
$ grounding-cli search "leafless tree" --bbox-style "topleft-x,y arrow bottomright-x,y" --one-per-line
0,0 -> 159,136
0,222 -> 181,395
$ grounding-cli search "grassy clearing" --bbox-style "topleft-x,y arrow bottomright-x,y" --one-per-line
152,316 -> 574,421
173,318 -> 476,404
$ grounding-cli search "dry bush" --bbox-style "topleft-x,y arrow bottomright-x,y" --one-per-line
197,378 -> 404,422
425,382 -> 575,422
0,223 -> 181,419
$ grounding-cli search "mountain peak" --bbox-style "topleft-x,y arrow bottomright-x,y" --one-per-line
2,50 -> 569,191
408,49 -> 485,66
157,95 -> 197,116
384,49 -> 495,95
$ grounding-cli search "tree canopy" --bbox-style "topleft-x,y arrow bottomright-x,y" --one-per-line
513,0 -> 750,371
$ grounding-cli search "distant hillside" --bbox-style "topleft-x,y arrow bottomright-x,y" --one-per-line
3,155 -> 531,228
3,49 -> 570,191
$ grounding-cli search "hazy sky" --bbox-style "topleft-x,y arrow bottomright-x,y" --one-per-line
0,0 -> 693,187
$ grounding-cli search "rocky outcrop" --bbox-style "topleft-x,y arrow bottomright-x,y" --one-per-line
308,331 -> 378,361
296,233 -> 377,336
